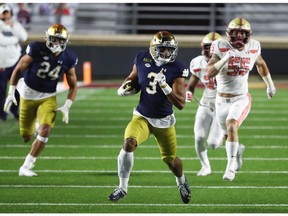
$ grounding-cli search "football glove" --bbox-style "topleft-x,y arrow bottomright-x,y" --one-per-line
155,72 -> 172,95
117,80 -> 137,96
57,99 -> 73,124
4,85 -> 17,112
155,72 -> 167,87
266,86 -> 276,99
185,91 -> 193,102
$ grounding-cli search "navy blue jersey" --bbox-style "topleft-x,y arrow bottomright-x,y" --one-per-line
135,50 -> 189,118
24,42 -> 78,93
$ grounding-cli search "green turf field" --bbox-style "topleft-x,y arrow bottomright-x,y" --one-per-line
0,87 -> 287,214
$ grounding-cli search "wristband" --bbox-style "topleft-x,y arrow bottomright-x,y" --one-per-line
8,85 -> 16,95
262,74 -> 275,89
161,84 -> 172,95
214,53 -> 229,71
64,99 -> 73,108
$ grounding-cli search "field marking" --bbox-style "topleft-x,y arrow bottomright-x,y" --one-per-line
1,144 -> 287,149
0,203 -> 287,207
4,134 -> 288,139
0,185 -> 287,189
0,170 -> 287,174
84,95 -> 288,102
65,117 -> 288,122
23,125 -> 287,130
70,109 -> 288,115
0,156 -> 287,161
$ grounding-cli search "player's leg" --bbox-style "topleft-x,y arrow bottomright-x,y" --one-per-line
108,115 -> 150,201
19,96 -> 56,177
153,126 -> 191,204
223,94 -> 251,181
18,97 -> 38,176
207,112 -> 224,150
223,118 -> 239,181
215,95 -> 234,180
194,106 -> 212,176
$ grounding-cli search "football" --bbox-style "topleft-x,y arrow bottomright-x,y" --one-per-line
125,78 -> 141,94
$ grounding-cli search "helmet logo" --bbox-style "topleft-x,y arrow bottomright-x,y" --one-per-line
45,24 -> 70,53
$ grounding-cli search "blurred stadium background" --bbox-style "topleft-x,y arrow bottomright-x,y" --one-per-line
5,2 -> 288,82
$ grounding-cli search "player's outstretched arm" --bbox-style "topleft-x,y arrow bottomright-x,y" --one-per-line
185,74 -> 199,102
57,67 -> 77,124
4,54 -> 32,112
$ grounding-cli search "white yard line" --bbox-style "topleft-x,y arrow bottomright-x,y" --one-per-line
4,134 -> 288,139
1,144 -> 287,149
0,203 -> 287,207
0,170 -> 287,174
0,156 -> 287,161
0,185 -> 287,189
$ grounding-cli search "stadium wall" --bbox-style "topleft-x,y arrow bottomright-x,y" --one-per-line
27,34 -> 288,80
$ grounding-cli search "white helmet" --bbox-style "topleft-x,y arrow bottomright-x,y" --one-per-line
226,17 -> 252,49
201,32 -> 222,59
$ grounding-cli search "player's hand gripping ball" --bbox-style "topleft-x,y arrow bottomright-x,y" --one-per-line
117,79 -> 141,96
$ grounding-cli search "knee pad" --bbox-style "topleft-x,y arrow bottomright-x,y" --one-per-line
195,136 -> 205,146
37,135 -> 48,143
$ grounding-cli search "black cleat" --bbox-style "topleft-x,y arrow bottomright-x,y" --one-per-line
108,188 -> 127,202
178,179 -> 191,204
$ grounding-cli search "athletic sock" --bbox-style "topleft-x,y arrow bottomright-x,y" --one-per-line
176,174 -> 186,186
195,137 -> 211,169
117,148 -> 134,192
22,154 -> 36,169
225,141 -> 239,169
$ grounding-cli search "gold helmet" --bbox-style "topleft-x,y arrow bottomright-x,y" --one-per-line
201,32 -> 222,59
45,24 -> 70,53
226,17 -> 252,49
149,31 -> 178,65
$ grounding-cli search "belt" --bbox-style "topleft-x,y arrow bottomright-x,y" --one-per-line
201,101 -> 215,106
200,98 -> 216,106
217,94 -> 247,103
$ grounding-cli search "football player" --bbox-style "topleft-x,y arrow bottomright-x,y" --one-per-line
207,17 -> 276,181
108,31 -> 191,204
0,4 -> 27,121
186,32 -> 225,176
4,23 -> 78,177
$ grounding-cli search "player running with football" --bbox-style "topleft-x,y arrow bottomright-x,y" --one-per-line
4,24 -> 78,177
207,17 -> 276,181
108,31 -> 191,204
186,32 -> 225,176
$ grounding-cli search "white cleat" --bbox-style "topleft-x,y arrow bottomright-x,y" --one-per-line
19,166 -> 37,177
223,158 -> 237,181
197,166 -> 211,176
223,169 -> 235,181
234,144 -> 245,171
